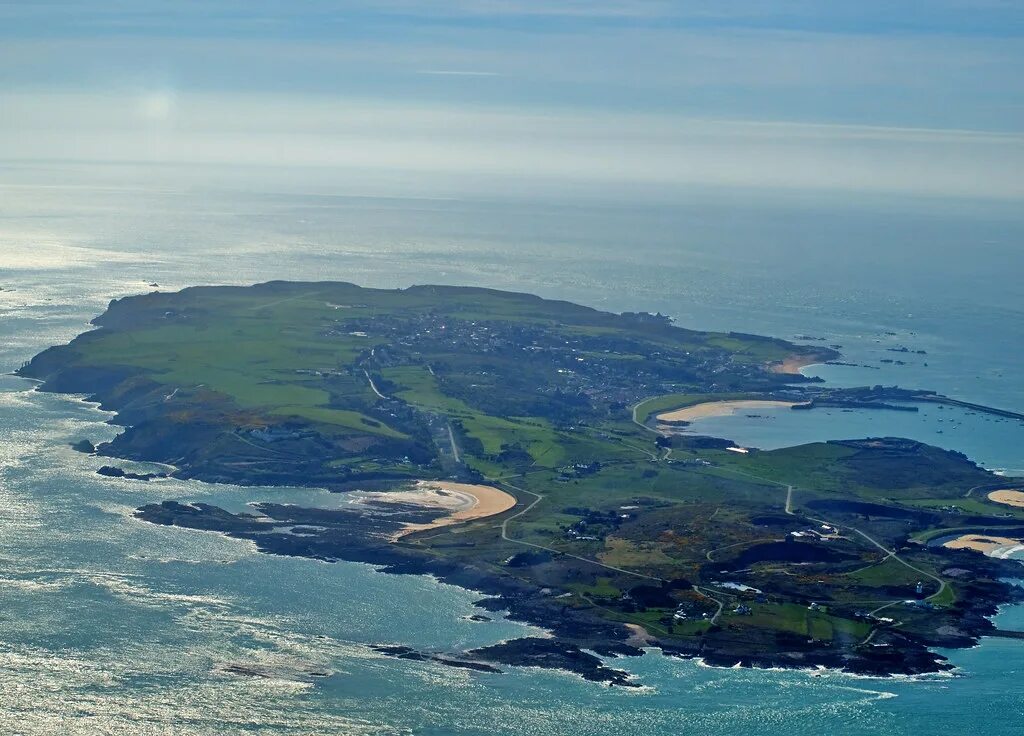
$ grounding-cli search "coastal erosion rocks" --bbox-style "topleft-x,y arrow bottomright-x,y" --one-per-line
372,640 -> 639,687
97,465 -> 167,481
134,498 -> 645,686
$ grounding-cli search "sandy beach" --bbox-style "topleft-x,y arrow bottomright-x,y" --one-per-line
624,623 -> 655,647
376,480 -> 517,540
769,355 -> 819,375
657,399 -> 798,424
942,533 -> 1024,555
987,489 -> 1024,508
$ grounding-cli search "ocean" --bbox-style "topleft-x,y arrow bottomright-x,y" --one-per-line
2,162 -> 1023,734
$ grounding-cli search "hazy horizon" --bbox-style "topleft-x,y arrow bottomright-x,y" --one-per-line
4,4 -> 1024,735
3,1 -> 1023,205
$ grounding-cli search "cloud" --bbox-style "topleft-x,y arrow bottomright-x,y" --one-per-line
415,70 -> 501,77
2,91 -> 1022,202
137,90 -> 177,121
4,1 -> 1019,30
1,1 -> 1019,206
0,17 -> 1020,133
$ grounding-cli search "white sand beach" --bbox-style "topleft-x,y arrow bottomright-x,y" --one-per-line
987,489 -> 1024,508
656,399 -> 798,424
367,480 -> 517,540
943,533 -> 1024,556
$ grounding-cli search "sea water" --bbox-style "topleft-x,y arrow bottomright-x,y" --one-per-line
1,163 -> 1023,734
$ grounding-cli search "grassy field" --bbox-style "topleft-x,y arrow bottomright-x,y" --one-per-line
27,280 -> 1018,667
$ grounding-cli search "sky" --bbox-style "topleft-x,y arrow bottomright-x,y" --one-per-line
2,1 -> 1023,202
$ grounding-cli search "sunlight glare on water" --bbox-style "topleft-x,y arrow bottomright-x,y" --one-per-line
0,172 -> 1022,734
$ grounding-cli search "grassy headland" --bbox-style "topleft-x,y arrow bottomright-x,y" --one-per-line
19,281 -> 1024,681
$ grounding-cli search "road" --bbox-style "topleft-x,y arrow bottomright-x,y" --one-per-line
363,370 -> 387,399
248,290 -> 320,311
627,403 -> 953,622
459,397 -> 949,625
496,480 -> 666,583
447,424 -> 461,464
630,398 -> 666,436
716,467 -> 950,611
964,482 -> 1002,498
706,537 -> 784,562
620,399 -> 668,460
693,586 -> 726,624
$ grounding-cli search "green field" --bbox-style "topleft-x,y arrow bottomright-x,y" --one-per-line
23,280 -> 1019,673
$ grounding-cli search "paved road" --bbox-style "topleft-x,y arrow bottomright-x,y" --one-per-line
723,468 -> 950,612
694,586 -> 726,624
513,399 -> 950,626
363,369 -> 387,399
496,480 -> 666,582
630,398 -> 666,436
447,424 -> 461,464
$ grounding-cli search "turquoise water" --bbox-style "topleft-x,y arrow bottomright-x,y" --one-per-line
2,166 -> 1023,734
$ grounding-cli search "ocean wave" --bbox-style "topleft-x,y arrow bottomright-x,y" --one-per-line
0,641 -> 387,735
87,573 -> 233,610
0,574 -> 72,592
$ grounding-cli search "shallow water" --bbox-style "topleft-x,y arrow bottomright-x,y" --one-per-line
1,165 -> 1023,734
675,399 -> 1024,475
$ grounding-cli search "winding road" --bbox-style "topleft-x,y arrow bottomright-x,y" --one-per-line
496,480 -> 666,583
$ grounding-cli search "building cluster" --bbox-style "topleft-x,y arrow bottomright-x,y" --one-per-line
325,312 -> 767,415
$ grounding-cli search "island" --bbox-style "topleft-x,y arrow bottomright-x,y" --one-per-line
18,281 -> 1024,684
